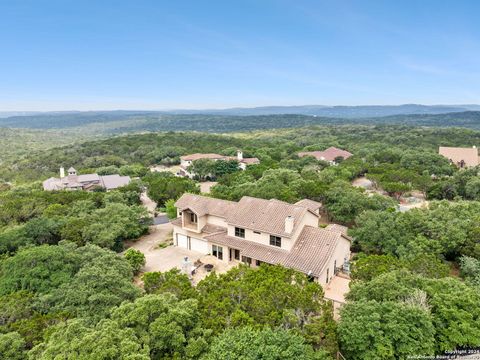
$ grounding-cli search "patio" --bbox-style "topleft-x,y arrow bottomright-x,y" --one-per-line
191,254 -> 238,285
324,274 -> 351,319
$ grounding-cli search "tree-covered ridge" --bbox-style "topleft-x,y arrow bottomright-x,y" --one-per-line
2,108 -> 480,131
2,111 -> 480,165
3,124 -> 480,183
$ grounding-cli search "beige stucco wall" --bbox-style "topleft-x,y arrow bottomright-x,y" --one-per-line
205,214 -> 228,227
289,211 -> 319,246
172,225 -> 205,243
226,226 -> 272,246
197,215 -> 207,232
208,241 -> 230,262
318,236 -> 351,287
225,211 -> 319,251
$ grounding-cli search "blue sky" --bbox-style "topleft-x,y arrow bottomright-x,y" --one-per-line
1,0 -> 479,110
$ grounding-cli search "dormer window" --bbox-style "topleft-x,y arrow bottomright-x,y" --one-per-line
190,213 -> 198,223
269,235 -> 281,247
235,227 -> 245,238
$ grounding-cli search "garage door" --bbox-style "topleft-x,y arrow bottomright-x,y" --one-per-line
177,234 -> 188,248
190,237 -> 209,254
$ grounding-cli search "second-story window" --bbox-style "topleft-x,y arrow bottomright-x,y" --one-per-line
235,227 -> 245,238
270,235 -> 281,247
190,213 -> 197,223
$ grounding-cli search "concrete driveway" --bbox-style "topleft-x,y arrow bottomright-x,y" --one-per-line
126,222 -> 204,274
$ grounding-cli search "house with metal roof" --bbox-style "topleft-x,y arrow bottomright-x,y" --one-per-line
42,167 -> 131,191
171,193 -> 350,287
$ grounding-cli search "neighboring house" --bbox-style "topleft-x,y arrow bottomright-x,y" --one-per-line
42,167 -> 131,191
298,146 -> 353,165
171,193 -> 351,287
439,146 -> 479,168
178,150 -> 260,177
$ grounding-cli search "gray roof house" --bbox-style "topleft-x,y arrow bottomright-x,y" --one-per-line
43,167 -> 131,191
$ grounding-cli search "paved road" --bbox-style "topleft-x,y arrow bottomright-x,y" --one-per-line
153,215 -> 169,225
140,191 -> 157,216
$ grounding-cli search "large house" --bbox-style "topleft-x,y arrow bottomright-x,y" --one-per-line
43,167 -> 131,191
298,146 -> 353,165
171,193 -> 351,286
178,150 -> 259,178
439,146 -> 479,168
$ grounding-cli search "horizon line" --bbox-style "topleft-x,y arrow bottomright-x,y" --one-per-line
1,103 -> 479,113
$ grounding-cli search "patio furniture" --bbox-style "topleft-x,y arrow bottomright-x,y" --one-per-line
194,259 -> 203,267
204,264 -> 214,272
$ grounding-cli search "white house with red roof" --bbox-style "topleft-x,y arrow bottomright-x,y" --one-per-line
178,150 -> 259,178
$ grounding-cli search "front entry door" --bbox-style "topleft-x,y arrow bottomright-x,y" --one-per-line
229,248 -> 240,261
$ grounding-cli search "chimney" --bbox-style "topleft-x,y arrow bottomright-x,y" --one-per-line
237,150 -> 243,161
60,167 -> 65,178
285,215 -> 294,233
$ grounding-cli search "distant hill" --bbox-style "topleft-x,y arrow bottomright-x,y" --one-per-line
0,110 -> 162,128
361,111 -> 480,127
1,109 -> 480,135
171,104 -> 474,117
2,104 -> 479,127
0,111 -> 43,118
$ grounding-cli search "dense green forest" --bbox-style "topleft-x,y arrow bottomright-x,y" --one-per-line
1,124 -> 480,359
2,124 -> 480,183
0,128 -> 99,164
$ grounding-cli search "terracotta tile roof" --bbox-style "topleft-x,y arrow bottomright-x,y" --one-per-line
201,224 -> 227,234
181,153 -> 259,165
240,157 -> 260,164
226,196 -> 311,238
283,226 -> 341,277
243,241 -> 289,264
175,194 -> 320,237
294,199 -> 322,212
324,224 -> 349,237
205,225 -> 349,278
180,153 -> 227,161
175,193 -> 237,217
204,232 -> 289,264
203,231 -> 246,249
298,147 -> 353,162
439,146 -> 479,167
170,217 -> 183,227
